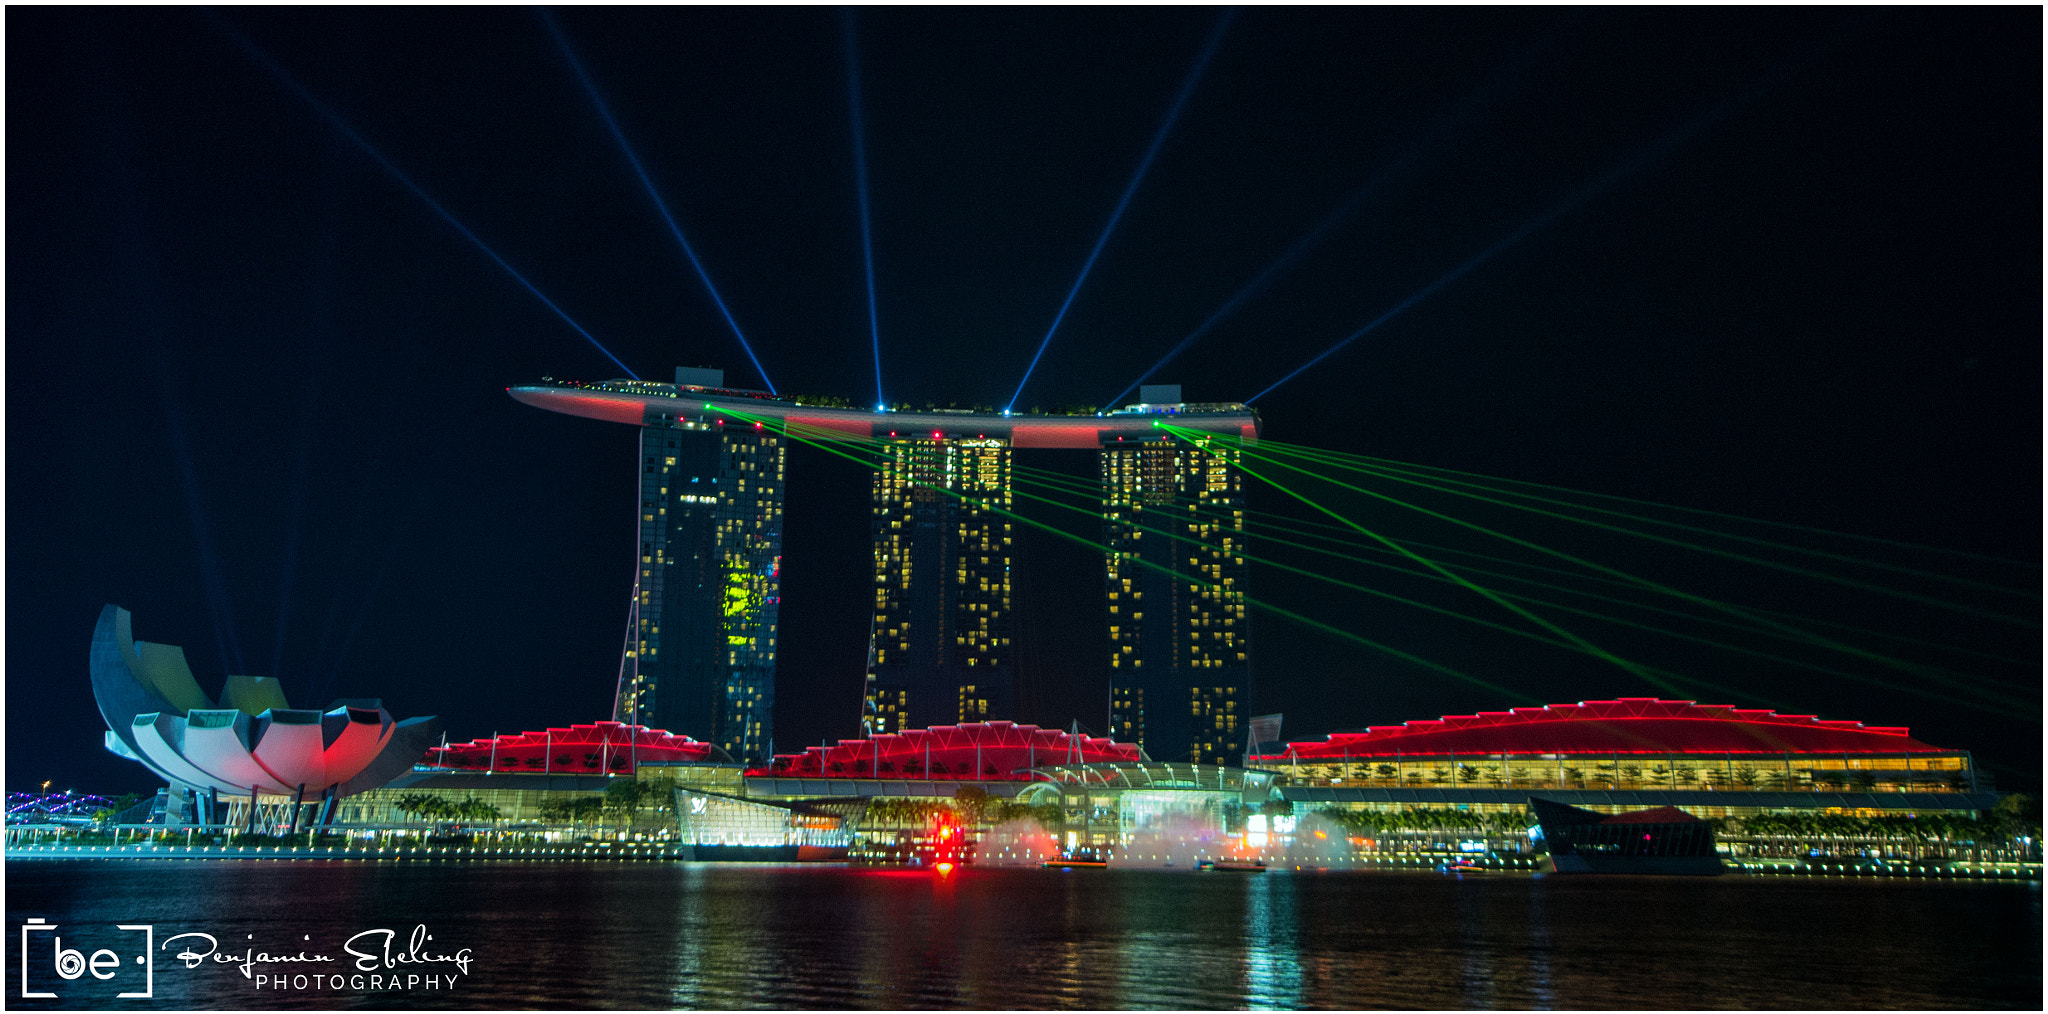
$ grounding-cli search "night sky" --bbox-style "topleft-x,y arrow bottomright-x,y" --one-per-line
9,8 -> 2040,793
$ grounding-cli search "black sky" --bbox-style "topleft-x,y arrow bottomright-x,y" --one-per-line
8,8 -> 2040,792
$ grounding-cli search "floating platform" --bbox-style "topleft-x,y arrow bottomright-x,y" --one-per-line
1197,860 -> 1268,873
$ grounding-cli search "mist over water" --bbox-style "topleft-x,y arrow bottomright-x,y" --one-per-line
1108,812 -> 1357,869
971,819 -> 1060,866
1269,813 -> 1353,866
1109,814 -> 1227,868
7,860 -> 2038,1010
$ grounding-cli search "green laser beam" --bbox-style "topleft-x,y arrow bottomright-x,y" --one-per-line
1257,440 -> 2040,570
1166,503 -> 2028,700
706,404 -> 1526,701
1006,487 -> 1616,656
1210,430 -> 2040,700
1157,423 -> 1683,696
1005,480 -> 2029,715
1004,460 -> 1911,711
756,420 -> 2031,718
1012,456 -> 2031,678
1319,456 -> 2045,688
1215,505 -> 2034,667
1261,441 -> 2038,600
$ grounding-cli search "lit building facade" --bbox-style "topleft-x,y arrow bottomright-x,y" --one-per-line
1101,422 -> 1250,765
865,437 -> 1014,732
1254,698 -> 1998,819
514,375 -> 1259,760
622,370 -> 784,762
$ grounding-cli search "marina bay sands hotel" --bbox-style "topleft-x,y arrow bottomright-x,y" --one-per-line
511,368 -> 1261,765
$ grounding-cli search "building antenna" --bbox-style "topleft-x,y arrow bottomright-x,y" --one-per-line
859,621 -> 880,737
614,585 -> 641,725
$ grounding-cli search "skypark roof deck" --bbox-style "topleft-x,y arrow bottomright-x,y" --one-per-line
508,377 -> 1260,448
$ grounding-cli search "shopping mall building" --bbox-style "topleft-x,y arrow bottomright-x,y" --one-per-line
1251,698 -> 1998,820
337,700 -> 2000,854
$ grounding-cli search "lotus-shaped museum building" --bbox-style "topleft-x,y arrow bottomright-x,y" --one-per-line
90,605 -> 440,818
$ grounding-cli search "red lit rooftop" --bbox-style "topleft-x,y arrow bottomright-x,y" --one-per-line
424,721 -> 718,774
752,721 -> 1144,780
509,378 -> 1259,448
1252,699 -> 1948,760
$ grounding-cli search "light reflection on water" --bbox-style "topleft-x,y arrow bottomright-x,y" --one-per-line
5,860 -> 2039,1010
1245,874 -> 1303,1009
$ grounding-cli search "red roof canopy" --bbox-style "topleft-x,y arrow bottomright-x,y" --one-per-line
424,721 -> 715,774
1253,699 -> 1946,759
752,721 -> 1143,780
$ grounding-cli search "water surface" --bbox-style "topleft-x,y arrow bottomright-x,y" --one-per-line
6,860 -> 2038,1009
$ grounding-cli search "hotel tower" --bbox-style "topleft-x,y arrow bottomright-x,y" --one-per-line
513,373 -> 1257,764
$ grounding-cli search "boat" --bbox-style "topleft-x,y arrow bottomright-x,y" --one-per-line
1196,859 -> 1267,873
1043,847 -> 1111,869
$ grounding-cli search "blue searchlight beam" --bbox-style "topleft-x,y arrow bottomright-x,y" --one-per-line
213,13 -> 639,380
843,8 -> 885,408
1007,7 -> 1237,412
1247,35 -> 1832,405
1107,35 -> 1562,410
541,9 -> 776,391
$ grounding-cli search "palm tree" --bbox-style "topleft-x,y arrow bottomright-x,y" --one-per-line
953,786 -> 993,826
603,779 -> 663,833
393,793 -> 438,822
457,797 -> 502,823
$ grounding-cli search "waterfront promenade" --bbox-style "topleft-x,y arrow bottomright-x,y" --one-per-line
8,840 -> 2040,881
